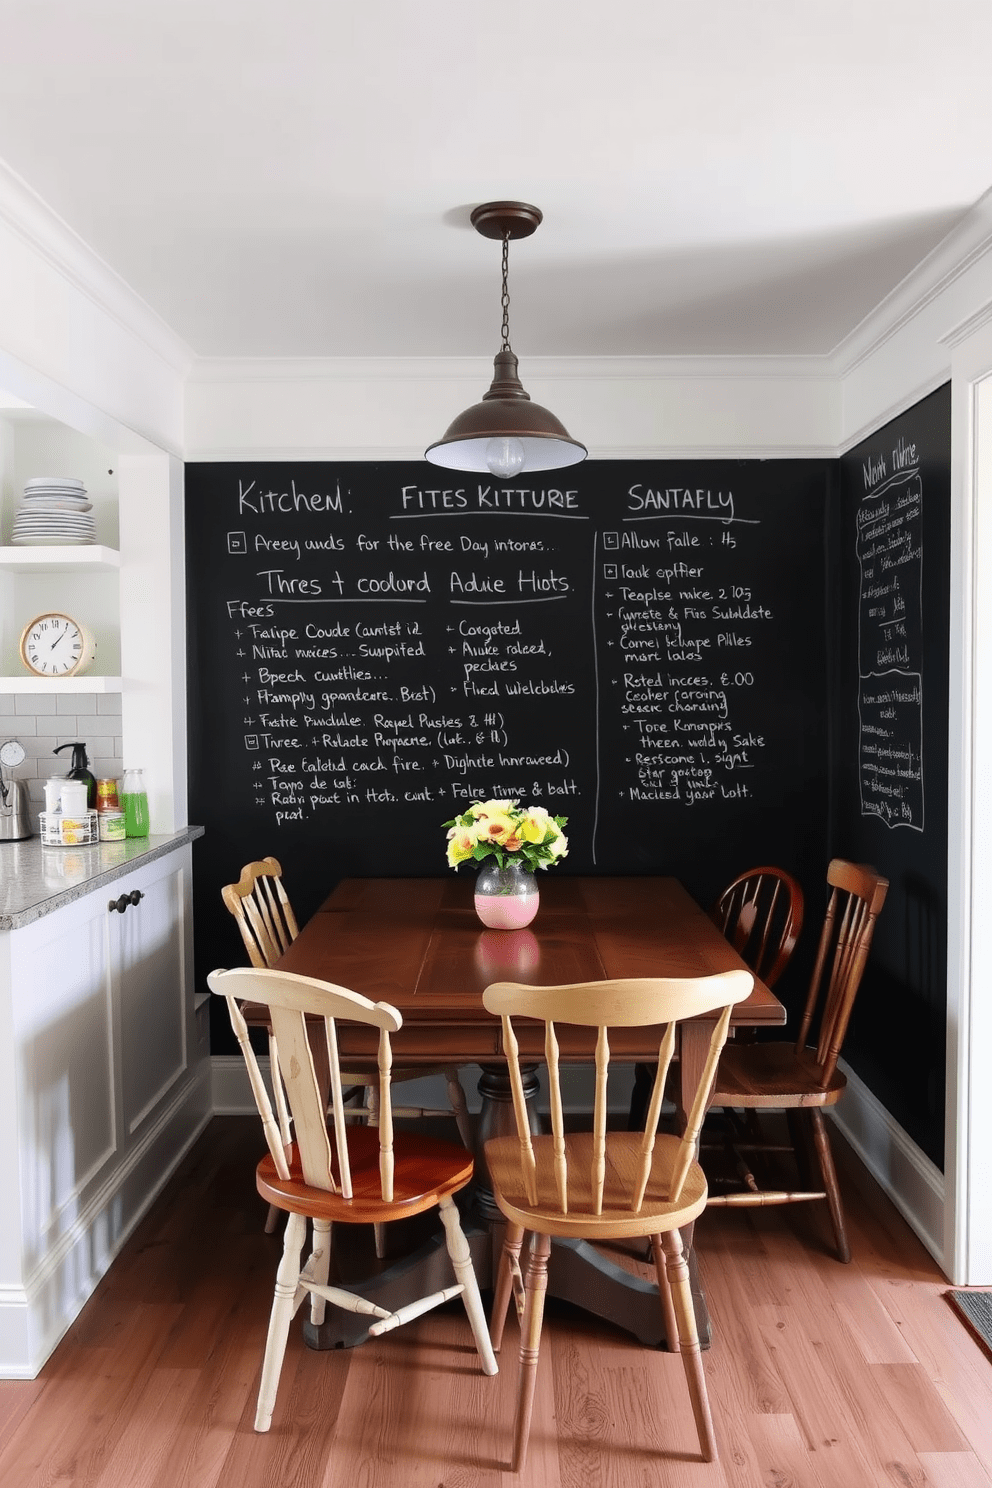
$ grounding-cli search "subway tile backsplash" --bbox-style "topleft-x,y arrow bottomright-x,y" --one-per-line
0,693 -> 123,816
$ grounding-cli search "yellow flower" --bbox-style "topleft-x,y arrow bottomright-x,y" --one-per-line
471,798 -> 517,820
474,809 -> 518,846
446,823 -> 478,867
519,807 -> 550,843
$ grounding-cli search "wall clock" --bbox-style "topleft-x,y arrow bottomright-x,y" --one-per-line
19,612 -> 97,678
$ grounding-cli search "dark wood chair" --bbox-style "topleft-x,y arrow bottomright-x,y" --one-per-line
208,965 -> 498,1434
483,968 -> 753,1472
710,864 -> 804,992
628,864 -> 804,1128
706,858 -> 888,1261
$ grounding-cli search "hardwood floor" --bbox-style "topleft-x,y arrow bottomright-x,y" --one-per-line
1,1115 -> 989,1487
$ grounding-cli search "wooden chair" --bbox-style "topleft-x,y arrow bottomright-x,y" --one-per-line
222,856 -> 473,1153
483,968 -> 753,1472
706,858 -> 888,1262
208,965 -> 498,1434
629,864 -> 803,1129
710,864 -> 804,992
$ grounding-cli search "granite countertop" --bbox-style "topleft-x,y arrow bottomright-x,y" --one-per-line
0,826 -> 205,930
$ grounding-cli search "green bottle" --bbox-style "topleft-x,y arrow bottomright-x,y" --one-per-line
121,768 -> 149,837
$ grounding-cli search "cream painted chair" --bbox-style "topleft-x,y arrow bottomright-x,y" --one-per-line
209,965 -> 497,1434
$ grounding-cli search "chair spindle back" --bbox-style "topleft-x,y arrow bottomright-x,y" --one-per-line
221,857 -> 299,969
794,858 -> 888,1085
208,966 -> 402,1202
484,971 -> 752,1217
711,865 -> 804,990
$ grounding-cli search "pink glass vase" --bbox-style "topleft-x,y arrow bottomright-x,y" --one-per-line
474,859 -> 539,929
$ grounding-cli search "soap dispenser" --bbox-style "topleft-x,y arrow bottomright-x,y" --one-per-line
54,741 -> 97,809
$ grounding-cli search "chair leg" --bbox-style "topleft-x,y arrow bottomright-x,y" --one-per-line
652,1229 -> 680,1353
490,1222 -> 525,1351
444,1067 -> 473,1148
263,1202 -> 280,1234
808,1108 -> 851,1263
255,1210 -> 307,1432
309,1218 -> 332,1326
438,1196 -> 498,1376
511,1231 -> 551,1473
653,1229 -> 718,1463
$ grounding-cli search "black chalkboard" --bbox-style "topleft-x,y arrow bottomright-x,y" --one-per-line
834,385 -> 951,1168
186,459 -> 832,1045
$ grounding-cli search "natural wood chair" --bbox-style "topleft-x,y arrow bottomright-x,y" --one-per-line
706,858 -> 888,1261
208,965 -> 498,1434
483,968 -> 753,1472
629,863 -> 803,1129
222,857 -> 473,1182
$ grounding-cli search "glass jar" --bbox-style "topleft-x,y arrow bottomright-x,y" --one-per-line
473,858 -> 540,929
121,768 -> 149,838
95,777 -> 120,812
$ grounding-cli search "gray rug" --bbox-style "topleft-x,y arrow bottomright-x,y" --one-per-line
946,1290 -> 992,1357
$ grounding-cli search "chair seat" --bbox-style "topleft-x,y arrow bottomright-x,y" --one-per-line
712,1042 -> 847,1109
258,1125 -> 475,1224
485,1130 -> 709,1241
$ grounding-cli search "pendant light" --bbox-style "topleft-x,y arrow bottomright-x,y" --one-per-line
425,201 -> 587,477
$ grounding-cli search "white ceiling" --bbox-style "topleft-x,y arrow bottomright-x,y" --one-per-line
2,1 -> 991,361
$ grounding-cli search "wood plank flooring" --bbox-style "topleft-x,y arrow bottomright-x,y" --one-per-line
0,1115 -> 989,1488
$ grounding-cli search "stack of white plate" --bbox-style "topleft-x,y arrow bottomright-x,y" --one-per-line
11,477 -> 95,545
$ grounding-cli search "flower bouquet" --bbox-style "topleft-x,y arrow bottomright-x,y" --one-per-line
443,799 -> 568,928
443,799 -> 568,872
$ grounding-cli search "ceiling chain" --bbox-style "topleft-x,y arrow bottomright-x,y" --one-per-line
500,232 -> 512,352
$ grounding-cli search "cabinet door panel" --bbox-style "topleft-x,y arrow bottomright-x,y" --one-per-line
117,865 -> 185,1133
13,905 -> 115,1258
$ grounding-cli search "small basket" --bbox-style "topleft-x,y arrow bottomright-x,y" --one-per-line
40,809 -> 99,847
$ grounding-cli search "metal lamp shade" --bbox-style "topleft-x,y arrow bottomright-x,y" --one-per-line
425,351 -> 587,474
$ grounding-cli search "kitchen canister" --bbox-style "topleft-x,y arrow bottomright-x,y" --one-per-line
60,780 -> 88,817
98,810 -> 125,841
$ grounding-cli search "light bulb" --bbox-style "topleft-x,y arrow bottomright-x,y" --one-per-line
485,436 -> 526,479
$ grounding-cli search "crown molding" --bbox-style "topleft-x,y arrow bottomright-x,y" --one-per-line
186,352 -> 835,385
830,186 -> 992,376
184,441 -> 837,464
0,157 -> 195,379
837,371 -> 952,456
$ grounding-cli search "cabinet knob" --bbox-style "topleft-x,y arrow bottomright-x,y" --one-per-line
108,890 -> 144,913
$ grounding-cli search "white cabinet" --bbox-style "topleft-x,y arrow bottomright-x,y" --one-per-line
0,842 -> 210,1376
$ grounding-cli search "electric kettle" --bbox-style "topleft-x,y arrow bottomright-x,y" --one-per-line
0,739 -> 32,841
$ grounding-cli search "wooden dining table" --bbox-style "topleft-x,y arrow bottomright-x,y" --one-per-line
272,873 -> 786,1349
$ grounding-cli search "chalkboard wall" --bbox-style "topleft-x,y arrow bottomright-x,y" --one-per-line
186,457 -> 833,1044
835,384 -> 951,1167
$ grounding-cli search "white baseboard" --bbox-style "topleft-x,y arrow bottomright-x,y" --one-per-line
0,1064 -> 212,1378
830,1059 -> 946,1272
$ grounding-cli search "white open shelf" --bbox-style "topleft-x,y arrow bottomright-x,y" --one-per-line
0,545 -> 120,573
0,675 -> 122,694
